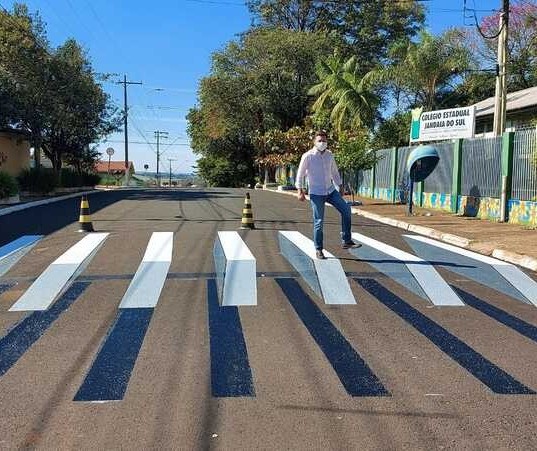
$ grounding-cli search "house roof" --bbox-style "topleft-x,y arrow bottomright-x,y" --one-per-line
474,85 -> 537,117
95,160 -> 134,173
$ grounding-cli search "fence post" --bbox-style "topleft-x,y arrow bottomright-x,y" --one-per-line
500,131 -> 515,222
390,147 -> 398,203
451,139 -> 463,213
417,180 -> 424,206
370,163 -> 376,198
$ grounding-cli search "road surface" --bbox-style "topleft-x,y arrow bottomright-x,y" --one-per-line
0,188 -> 536,450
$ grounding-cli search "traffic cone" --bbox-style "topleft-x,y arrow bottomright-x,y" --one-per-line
240,192 -> 255,229
78,195 -> 95,232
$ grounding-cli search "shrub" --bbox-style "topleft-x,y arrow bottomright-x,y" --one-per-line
17,168 -> 58,193
0,172 -> 19,198
61,168 -> 100,187
60,168 -> 83,187
81,172 -> 100,186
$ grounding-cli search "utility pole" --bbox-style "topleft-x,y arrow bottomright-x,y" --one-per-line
117,75 -> 142,186
154,130 -> 168,186
493,0 -> 509,137
168,158 -> 177,187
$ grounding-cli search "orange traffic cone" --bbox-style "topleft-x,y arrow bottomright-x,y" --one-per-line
78,195 -> 95,232
240,192 -> 255,229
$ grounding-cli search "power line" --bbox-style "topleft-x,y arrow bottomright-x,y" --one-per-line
102,140 -> 190,146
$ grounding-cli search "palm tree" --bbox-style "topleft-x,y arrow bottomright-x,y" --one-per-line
308,54 -> 379,133
383,30 -> 473,110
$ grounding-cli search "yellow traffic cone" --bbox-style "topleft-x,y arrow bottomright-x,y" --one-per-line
78,195 -> 95,232
240,192 -> 255,229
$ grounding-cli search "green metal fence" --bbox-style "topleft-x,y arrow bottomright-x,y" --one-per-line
349,129 -> 537,224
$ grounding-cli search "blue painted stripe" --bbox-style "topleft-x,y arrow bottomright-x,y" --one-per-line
207,279 -> 255,397
0,281 -> 89,377
453,286 -> 537,344
276,278 -> 389,397
74,308 -> 153,401
0,235 -> 42,259
0,282 -> 15,296
356,278 -> 535,395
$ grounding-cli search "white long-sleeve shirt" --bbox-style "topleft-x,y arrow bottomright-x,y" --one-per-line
295,148 -> 342,195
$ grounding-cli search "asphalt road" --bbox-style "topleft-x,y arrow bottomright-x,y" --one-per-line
0,188 -> 536,450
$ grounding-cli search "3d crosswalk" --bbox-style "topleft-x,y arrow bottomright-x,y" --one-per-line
9,233 -> 108,312
0,235 -> 42,277
0,230 -> 536,401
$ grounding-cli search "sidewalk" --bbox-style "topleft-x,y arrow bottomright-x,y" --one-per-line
265,188 -> 537,272
348,196 -> 537,271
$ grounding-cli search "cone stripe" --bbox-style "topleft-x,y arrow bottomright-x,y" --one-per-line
79,196 -> 94,232
240,192 -> 255,229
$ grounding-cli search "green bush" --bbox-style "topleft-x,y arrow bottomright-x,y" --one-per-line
0,172 -> 19,198
81,172 -> 100,186
60,168 -> 82,187
17,168 -> 58,193
61,168 -> 100,187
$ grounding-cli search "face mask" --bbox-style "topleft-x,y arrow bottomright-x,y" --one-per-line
315,141 -> 327,152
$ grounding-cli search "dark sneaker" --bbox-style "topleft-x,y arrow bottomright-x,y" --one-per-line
342,240 -> 362,249
316,250 -> 327,260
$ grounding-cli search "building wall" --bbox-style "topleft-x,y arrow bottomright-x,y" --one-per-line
475,109 -> 537,135
0,132 -> 31,176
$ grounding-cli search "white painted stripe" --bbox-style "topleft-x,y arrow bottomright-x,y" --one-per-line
119,232 -> 173,308
55,234 -> 111,265
352,233 -> 464,306
405,235 -> 537,306
10,233 -> 108,311
217,231 -> 255,261
404,235 -> 509,266
279,231 -> 355,305
142,231 -> 174,262
214,231 -> 256,306
0,236 -> 42,261
279,231 -> 336,259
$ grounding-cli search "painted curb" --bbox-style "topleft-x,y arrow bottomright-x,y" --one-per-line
492,249 -> 537,272
0,190 -> 99,217
265,188 -> 537,273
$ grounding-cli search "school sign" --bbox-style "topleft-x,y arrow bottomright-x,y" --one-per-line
410,106 -> 476,142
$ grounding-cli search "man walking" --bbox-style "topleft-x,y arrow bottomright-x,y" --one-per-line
296,130 -> 360,259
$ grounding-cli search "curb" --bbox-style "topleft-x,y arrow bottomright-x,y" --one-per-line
0,189 -> 100,217
264,188 -> 537,272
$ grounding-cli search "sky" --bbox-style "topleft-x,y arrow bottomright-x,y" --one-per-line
4,0 -> 502,174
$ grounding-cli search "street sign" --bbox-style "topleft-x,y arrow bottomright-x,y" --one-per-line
410,106 -> 475,142
106,147 -> 115,156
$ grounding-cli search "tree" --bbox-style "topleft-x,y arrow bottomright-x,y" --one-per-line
308,54 -> 379,133
371,111 -> 412,150
0,5 -> 120,178
247,1 -> 425,69
332,129 -> 380,202
187,28 -> 336,186
41,39 -> 120,180
0,4 -> 50,165
380,30 -> 474,111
